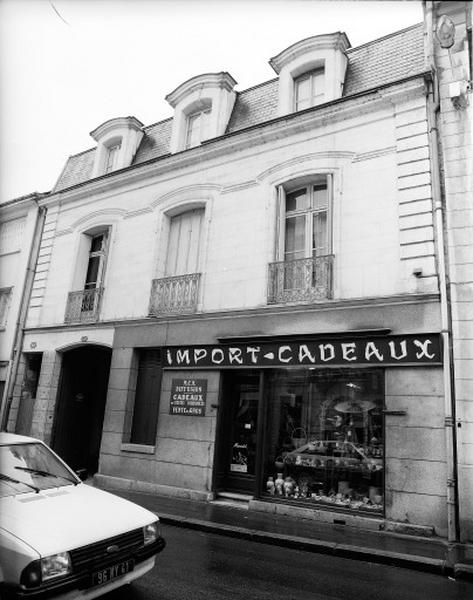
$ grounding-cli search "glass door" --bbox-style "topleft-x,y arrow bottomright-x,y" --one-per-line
217,371 -> 261,494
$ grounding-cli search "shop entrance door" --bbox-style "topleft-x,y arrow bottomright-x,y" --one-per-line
216,372 -> 261,495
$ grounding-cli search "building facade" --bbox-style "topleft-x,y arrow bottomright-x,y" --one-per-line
2,3 -> 472,560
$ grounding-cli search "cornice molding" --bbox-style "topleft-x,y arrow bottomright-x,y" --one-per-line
166,72 -> 237,108
256,151 -> 355,183
150,183 -> 222,210
90,116 -> 144,141
269,32 -> 351,74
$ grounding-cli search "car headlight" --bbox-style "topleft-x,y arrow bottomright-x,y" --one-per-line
143,521 -> 160,545
41,552 -> 72,581
21,552 -> 72,587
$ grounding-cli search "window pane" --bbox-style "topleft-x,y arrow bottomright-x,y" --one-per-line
312,211 -> 328,256
264,369 -> 384,515
285,215 -> 306,260
286,189 -> 309,212
312,185 -> 328,210
84,256 -> 100,288
312,70 -> 325,103
90,235 -> 104,253
295,76 -> 311,111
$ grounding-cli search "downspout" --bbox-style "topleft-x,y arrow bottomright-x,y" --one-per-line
0,202 -> 47,431
423,2 -> 460,548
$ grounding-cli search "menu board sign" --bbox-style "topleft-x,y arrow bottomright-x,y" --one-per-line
170,379 -> 207,416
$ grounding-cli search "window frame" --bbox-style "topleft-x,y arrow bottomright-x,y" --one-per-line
293,68 -> 325,111
104,143 -> 121,174
185,107 -> 211,149
0,287 -> 12,329
277,175 -> 333,263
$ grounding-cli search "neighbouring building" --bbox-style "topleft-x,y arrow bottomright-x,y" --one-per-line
0,193 -> 46,431
425,0 -> 473,549
2,2 -> 472,566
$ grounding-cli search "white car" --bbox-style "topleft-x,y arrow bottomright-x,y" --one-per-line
0,433 -> 166,599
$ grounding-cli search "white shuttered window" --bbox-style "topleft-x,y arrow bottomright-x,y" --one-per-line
165,209 -> 204,276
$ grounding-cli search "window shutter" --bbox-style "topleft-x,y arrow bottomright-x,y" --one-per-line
130,349 -> 162,445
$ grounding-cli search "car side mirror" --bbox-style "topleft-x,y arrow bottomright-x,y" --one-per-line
75,468 -> 88,481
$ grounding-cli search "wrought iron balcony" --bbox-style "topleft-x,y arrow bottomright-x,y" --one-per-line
65,287 -> 104,323
149,273 -> 201,315
267,255 -> 334,304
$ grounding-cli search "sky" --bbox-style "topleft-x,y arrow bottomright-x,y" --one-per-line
0,0 -> 424,202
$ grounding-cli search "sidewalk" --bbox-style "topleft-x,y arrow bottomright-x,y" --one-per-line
97,484 -> 473,580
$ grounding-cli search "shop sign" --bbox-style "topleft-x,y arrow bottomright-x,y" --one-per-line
164,334 -> 441,369
170,379 -> 207,416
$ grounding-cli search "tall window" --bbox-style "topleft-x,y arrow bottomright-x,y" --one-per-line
284,176 -> 330,263
130,349 -> 162,445
294,68 -> 324,111
185,108 -> 211,149
104,143 -> 121,174
165,209 -> 204,276
0,287 -> 12,328
84,233 -> 108,290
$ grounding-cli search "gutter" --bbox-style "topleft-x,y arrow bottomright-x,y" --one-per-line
423,1 -> 460,549
0,203 -> 47,430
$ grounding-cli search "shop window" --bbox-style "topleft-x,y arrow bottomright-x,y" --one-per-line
130,349 -> 162,445
294,68 -> 325,111
264,369 -> 384,515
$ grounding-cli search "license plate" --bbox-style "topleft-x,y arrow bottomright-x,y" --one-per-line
92,560 -> 134,586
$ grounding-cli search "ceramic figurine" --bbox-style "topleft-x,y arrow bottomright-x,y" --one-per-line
283,477 -> 294,497
275,473 -> 284,496
266,476 -> 275,495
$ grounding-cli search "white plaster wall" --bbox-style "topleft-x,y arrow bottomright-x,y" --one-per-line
35,93 -> 431,326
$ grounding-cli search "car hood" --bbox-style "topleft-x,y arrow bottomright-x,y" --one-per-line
0,483 -> 157,557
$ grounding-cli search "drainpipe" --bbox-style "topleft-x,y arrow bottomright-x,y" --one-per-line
423,2 -> 460,549
0,202 -> 47,431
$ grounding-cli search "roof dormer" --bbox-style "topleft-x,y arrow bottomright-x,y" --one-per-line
165,72 -> 237,153
269,32 -> 351,116
90,116 -> 144,178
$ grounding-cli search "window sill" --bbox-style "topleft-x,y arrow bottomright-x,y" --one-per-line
120,443 -> 155,455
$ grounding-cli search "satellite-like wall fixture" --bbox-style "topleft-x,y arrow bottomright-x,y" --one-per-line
436,15 -> 456,49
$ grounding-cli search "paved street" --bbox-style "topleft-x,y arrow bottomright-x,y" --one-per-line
105,525 -> 473,600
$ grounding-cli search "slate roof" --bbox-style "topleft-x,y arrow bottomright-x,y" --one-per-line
53,23 -> 426,193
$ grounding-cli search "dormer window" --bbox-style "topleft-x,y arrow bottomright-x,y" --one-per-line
166,72 -> 237,153
90,116 -> 143,178
294,68 -> 325,111
269,32 -> 350,117
185,107 -> 211,149
104,143 -> 121,174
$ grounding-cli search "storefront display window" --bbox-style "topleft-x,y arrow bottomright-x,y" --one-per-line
264,368 -> 384,514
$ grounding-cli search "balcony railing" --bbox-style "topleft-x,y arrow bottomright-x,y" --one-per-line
64,287 -> 104,323
149,273 -> 201,315
267,255 -> 334,304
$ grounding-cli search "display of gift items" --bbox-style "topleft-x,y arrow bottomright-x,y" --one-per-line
266,382 -> 384,513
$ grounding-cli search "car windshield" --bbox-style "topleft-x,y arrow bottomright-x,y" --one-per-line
0,442 -> 78,497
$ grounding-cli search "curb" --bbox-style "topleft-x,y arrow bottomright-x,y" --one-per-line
157,512 -> 451,577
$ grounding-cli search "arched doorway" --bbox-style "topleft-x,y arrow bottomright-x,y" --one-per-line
52,345 -> 111,475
